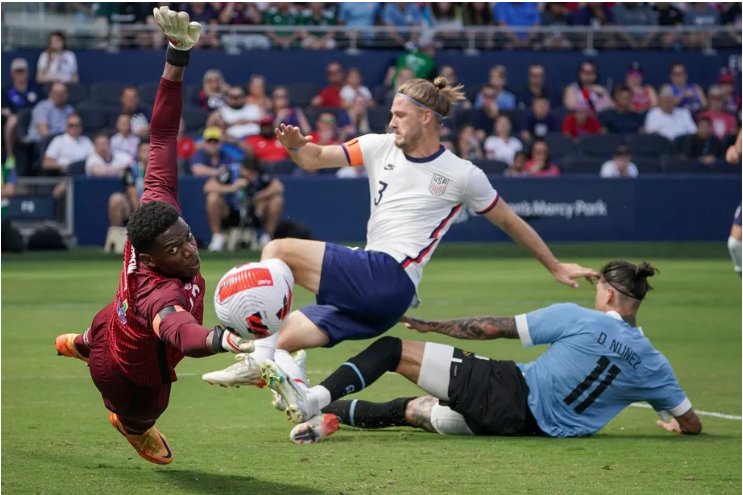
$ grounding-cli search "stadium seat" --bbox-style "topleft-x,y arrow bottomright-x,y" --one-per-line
632,156 -> 662,174
90,81 -> 127,107
67,160 -> 87,176
75,103 -> 114,134
579,134 -> 624,157
544,133 -> 576,160
367,106 -> 390,133
269,159 -> 297,175
181,106 -> 208,133
285,83 -> 320,108
660,157 -> 714,174
138,81 -> 160,106
372,84 -> 388,105
626,134 -> 673,158
474,159 -> 509,175
672,135 -> 694,156
65,83 -> 89,106
561,153 -> 602,174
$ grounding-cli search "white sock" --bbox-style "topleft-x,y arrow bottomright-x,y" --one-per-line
728,236 -> 742,273
252,332 -> 278,364
275,348 -> 307,384
309,385 -> 332,411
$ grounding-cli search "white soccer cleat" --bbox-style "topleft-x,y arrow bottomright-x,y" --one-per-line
202,353 -> 264,387
261,359 -> 319,423
270,350 -> 307,411
208,233 -> 225,252
290,414 -> 340,445
271,390 -> 287,411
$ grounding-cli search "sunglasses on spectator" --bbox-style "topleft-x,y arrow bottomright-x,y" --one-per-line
67,122 -> 81,127
206,138 -> 220,143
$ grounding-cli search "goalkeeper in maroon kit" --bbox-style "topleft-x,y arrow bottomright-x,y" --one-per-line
54,7 -> 255,465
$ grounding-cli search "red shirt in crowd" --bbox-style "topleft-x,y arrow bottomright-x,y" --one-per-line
244,134 -> 290,163
561,113 -> 602,139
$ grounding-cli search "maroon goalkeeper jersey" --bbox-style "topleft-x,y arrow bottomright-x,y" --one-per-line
105,77 -> 205,388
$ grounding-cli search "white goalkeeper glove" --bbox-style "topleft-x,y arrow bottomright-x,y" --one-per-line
152,6 -> 202,51
212,325 -> 255,354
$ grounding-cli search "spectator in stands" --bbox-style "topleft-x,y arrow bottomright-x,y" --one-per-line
194,69 -> 227,113
525,138 -> 560,177
177,118 -> 196,173
27,82 -> 73,143
118,85 -> 150,139
644,85 -> 697,141
110,113 -> 140,159
457,124 -> 484,161
108,139 -> 148,228
312,62 -> 345,108
310,112 -> 343,146
437,65 -> 471,112
516,64 -> 555,109
189,127 -> 234,177
668,62 -> 707,113
299,2 -> 337,50
263,3 -> 301,50
346,95 -> 372,136
652,3 -> 684,49
471,84 -> 500,136
85,131 -> 133,177
682,117 -> 724,164
571,3 -> 614,27
540,2 -> 573,50
564,61 -> 612,113
337,2 -> 379,46
625,63 -> 657,113
271,86 -> 312,134
475,65 -> 516,112
246,75 -> 272,114
493,2 -> 541,49
383,67 -> 415,108
184,2 -> 221,48
504,150 -> 529,177
340,67 -> 374,109
684,2 -> 721,49
717,71 -> 741,114
562,101 -> 602,141
696,85 -> 739,141
381,3 -> 435,48
245,115 -> 290,164
719,3 -> 742,46
220,85 -> 261,139
520,96 -> 558,142
219,3 -> 270,50
463,2 -> 494,48
599,85 -> 645,136
385,41 -> 438,89
484,115 -> 522,165
613,3 -> 657,49
36,31 -> 79,85
430,3 -> 464,44
204,154 -> 284,252
42,113 -> 93,174
600,145 -> 639,178
2,58 -> 42,169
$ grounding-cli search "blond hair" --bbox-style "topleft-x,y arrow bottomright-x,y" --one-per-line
397,77 -> 466,120
202,69 -> 227,97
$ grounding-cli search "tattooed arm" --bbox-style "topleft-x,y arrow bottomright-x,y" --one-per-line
400,315 -> 518,340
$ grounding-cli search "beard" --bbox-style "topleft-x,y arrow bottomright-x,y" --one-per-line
393,127 -> 422,153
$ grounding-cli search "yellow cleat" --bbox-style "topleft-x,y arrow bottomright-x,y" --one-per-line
55,333 -> 88,364
108,412 -> 173,465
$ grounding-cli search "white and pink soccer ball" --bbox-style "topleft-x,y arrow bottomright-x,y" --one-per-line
213,259 -> 294,339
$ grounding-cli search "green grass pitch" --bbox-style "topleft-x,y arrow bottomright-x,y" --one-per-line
2,243 -> 740,494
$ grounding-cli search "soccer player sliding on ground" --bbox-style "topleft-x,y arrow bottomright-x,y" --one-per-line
54,7 -> 255,465
203,72 -> 599,420
285,260 -> 701,444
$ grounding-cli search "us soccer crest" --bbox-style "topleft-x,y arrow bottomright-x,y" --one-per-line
429,174 -> 449,196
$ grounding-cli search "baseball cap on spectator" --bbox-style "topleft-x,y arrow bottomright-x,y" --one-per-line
718,72 -> 734,85
10,58 -> 28,72
626,62 -> 643,77
203,127 -> 223,141
613,145 -> 631,157
258,115 -> 275,126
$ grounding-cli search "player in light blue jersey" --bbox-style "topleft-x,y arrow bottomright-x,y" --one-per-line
278,260 -> 701,444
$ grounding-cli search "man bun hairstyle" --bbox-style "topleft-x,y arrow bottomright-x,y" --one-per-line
398,77 -> 466,121
127,201 -> 180,253
601,260 -> 659,302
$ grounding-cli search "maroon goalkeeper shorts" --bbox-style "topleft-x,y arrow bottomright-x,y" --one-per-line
87,305 -> 171,426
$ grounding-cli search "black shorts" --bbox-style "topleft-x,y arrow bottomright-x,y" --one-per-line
446,349 -> 543,436
221,208 -> 241,228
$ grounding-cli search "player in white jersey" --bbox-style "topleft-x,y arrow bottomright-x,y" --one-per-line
284,260 -> 701,444
202,77 -> 597,413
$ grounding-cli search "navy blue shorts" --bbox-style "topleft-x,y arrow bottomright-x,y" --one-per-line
734,204 -> 741,226
300,244 -> 416,347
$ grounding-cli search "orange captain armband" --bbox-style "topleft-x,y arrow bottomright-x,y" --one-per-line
153,305 -> 186,337
342,138 -> 364,167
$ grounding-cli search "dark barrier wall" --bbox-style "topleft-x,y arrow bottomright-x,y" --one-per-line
74,175 -> 741,246
3,49 -> 740,90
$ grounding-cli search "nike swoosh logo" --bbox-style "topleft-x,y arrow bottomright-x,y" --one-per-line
158,433 -> 173,459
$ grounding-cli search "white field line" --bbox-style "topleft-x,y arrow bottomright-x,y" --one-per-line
630,402 -> 741,421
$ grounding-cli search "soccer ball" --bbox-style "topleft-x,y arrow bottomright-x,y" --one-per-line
213,258 -> 294,339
